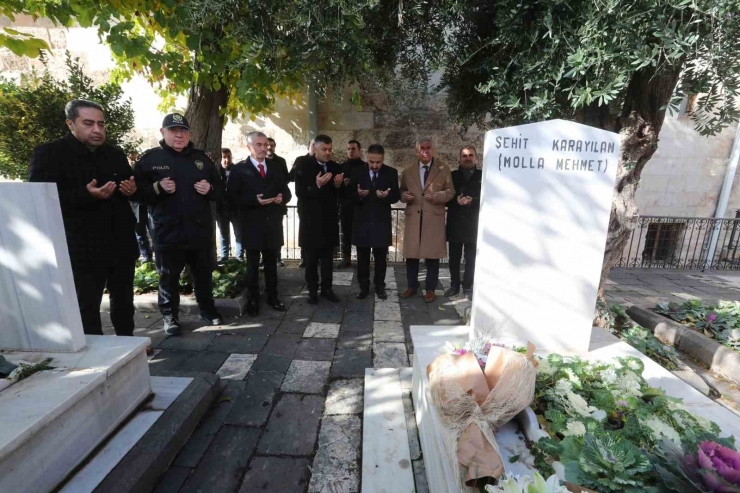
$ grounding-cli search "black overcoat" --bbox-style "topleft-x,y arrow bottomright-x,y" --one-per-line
295,157 -> 343,248
349,164 -> 400,248
227,158 -> 291,250
446,168 -> 482,244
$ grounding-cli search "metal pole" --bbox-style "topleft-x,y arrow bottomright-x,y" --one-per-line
706,123 -> 740,267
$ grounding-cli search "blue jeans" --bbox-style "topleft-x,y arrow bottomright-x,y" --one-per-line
217,213 -> 243,259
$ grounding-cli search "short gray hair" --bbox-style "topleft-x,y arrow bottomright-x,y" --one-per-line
247,131 -> 267,145
415,136 -> 433,148
65,99 -> 104,121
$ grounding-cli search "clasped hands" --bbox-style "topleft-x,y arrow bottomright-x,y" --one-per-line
357,184 -> 390,199
457,194 -> 473,206
257,193 -> 283,206
316,171 -> 344,188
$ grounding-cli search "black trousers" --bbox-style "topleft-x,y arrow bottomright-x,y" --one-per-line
406,258 -> 440,291
304,246 -> 334,294
72,255 -> 136,336
356,247 -> 388,291
246,249 -> 278,301
449,242 -> 476,290
158,248 -> 215,316
339,204 -> 353,256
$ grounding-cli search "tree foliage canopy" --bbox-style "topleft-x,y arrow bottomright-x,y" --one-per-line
0,54 -> 140,180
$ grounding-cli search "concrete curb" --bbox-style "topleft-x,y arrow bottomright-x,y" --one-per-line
102,288 -> 248,318
92,372 -> 222,493
627,306 -> 740,385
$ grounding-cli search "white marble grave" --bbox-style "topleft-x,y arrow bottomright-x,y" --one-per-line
473,120 -> 619,352
0,183 -> 86,352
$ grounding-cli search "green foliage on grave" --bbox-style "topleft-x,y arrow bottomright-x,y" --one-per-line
607,304 -> 681,371
133,258 -> 246,298
656,300 -> 740,353
0,53 -> 140,180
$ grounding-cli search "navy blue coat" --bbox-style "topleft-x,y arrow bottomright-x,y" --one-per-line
349,164 -> 400,248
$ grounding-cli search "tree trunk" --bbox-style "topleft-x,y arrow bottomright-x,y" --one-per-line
184,83 -> 229,160
589,64 -> 683,326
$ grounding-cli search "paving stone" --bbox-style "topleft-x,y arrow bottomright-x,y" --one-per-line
373,320 -> 405,343
216,353 -> 258,381
325,379 -> 363,415
374,342 -> 410,368
238,457 -> 311,493
413,459 -> 430,493
402,393 -> 422,461
331,348 -> 372,378
295,338 -> 336,361
257,394 -> 324,456
374,300 -> 402,322
207,333 -> 269,354
133,325 -> 167,347
225,371 -> 285,426
336,332 -> 373,350
175,381 -> 246,468
277,318 -> 311,334
197,319 -> 280,336
262,333 -> 302,356
282,360 -> 331,393
156,331 -> 217,351
311,303 -> 346,324
152,466 -> 191,493
333,271 -> 355,286
180,426 -> 260,493
177,351 -> 230,373
148,350 -> 196,375
344,296 -> 374,314
308,415 -> 361,493
103,310 -> 161,329
250,353 -> 294,373
341,312 -> 374,333
304,322 -> 341,338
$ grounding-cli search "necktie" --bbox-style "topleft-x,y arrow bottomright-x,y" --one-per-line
422,165 -> 429,186
320,162 -> 327,174
372,172 -> 378,187
258,163 -> 266,178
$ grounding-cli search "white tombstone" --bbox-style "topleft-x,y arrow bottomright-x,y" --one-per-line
471,120 -> 619,352
0,182 -> 86,352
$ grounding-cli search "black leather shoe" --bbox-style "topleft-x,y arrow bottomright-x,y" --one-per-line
444,286 -> 460,297
321,290 -> 340,302
199,309 -> 223,325
307,293 -> 319,304
246,300 -> 259,317
267,298 -> 286,311
357,290 -> 369,299
463,289 -> 473,300
376,288 -> 388,300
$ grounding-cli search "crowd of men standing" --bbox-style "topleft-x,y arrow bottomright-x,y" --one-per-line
28,98 -> 482,340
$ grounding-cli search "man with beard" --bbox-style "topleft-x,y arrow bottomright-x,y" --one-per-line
266,137 -> 289,267
216,147 -> 243,261
337,140 -> 365,269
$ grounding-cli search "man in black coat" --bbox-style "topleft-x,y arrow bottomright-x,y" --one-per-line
215,148 -> 243,261
295,134 -> 344,304
445,146 -> 482,299
288,139 -> 314,267
338,140 -> 366,269
133,113 -> 223,335
228,132 -> 292,316
29,99 -> 139,336
267,137 -> 289,267
349,144 -> 400,299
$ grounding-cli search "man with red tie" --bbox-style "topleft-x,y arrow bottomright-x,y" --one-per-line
227,131 -> 291,316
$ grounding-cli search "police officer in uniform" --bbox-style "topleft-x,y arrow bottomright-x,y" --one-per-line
133,113 -> 223,335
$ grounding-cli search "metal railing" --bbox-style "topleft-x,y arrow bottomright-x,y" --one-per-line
616,215 -> 740,270
280,205 -> 410,262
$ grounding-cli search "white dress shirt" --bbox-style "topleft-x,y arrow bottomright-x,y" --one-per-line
249,156 -> 266,175
419,160 -> 432,187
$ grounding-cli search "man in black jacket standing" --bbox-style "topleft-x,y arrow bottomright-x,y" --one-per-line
29,99 -> 139,336
288,139 -> 314,267
338,140 -> 366,269
228,132 -> 291,316
216,148 -> 243,261
349,144 -> 400,300
295,134 -> 344,304
267,137 -> 289,267
133,113 -> 223,335
445,146 -> 482,299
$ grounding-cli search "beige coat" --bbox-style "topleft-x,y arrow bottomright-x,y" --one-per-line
400,158 -> 455,259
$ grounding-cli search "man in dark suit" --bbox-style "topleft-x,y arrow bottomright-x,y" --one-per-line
228,132 -> 291,316
445,146 -> 482,299
267,137 -> 289,267
338,140 -> 366,269
289,139 -> 314,267
349,144 -> 400,299
295,134 -> 344,304
216,148 -> 243,261
29,99 -> 139,336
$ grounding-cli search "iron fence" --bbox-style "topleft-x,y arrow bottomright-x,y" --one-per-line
616,215 -> 740,270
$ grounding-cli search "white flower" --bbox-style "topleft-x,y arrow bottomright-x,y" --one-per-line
611,371 -> 643,399
731,329 -> 740,340
600,368 -> 618,385
627,359 -> 642,371
550,379 -> 606,421
641,416 -> 682,445
538,358 -> 557,375
564,368 -> 582,387
485,473 -> 569,493
633,328 -> 648,340
562,420 -> 586,437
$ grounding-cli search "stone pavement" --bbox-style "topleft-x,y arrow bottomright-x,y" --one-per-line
605,268 -> 740,308
102,263 -> 464,493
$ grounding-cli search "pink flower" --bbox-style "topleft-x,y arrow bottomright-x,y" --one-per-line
453,348 -> 467,355
707,313 -> 718,323
685,441 -> 740,491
